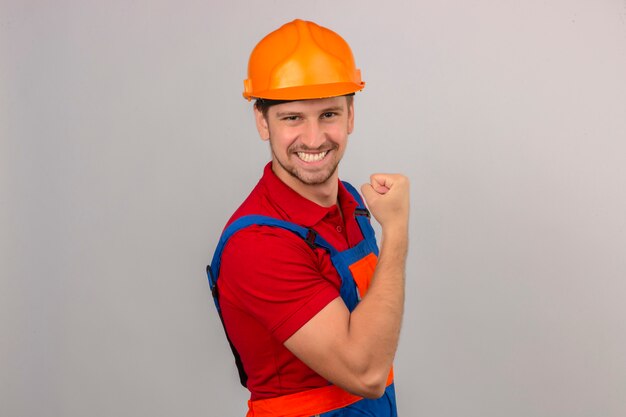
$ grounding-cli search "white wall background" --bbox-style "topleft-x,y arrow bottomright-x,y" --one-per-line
2,1 -> 625,416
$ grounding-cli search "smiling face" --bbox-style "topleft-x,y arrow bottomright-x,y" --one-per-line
254,96 -> 354,203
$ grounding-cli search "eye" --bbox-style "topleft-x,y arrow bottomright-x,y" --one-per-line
281,115 -> 300,122
321,112 -> 337,119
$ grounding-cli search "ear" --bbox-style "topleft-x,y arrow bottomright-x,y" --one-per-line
347,99 -> 355,135
254,106 -> 270,141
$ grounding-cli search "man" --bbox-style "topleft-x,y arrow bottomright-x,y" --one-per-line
207,19 -> 409,417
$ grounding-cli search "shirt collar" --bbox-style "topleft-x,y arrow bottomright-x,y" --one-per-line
260,162 -> 358,227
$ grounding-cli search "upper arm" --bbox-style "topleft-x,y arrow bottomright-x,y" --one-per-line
284,297 -> 380,397
219,226 -> 339,342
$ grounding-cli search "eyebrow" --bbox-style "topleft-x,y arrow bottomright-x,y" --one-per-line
275,106 -> 344,118
275,111 -> 304,118
319,106 -> 344,113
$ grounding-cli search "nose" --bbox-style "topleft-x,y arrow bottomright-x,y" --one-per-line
300,120 -> 325,149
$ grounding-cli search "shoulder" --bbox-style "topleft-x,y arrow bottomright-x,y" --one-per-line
218,223 -> 333,319
222,223 -> 315,264
218,222 -> 328,294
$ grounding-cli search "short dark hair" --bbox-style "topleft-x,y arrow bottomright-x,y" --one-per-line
254,94 -> 354,119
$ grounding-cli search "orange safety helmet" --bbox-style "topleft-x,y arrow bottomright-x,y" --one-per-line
243,19 -> 365,101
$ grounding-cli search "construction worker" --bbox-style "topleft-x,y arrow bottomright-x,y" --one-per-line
207,19 -> 409,417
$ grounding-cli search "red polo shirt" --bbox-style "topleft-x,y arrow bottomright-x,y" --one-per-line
218,163 -> 366,400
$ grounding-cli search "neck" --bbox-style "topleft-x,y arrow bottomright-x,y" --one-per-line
271,163 -> 339,207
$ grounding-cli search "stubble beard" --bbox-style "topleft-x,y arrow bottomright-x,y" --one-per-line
270,142 -> 340,186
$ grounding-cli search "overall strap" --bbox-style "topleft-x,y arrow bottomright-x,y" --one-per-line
209,183 -> 373,308
341,181 -> 378,254
208,215 -> 338,311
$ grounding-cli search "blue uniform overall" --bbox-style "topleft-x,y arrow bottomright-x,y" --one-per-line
207,182 -> 397,417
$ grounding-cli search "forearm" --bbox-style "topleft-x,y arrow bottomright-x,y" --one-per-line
345,222 -> 408,390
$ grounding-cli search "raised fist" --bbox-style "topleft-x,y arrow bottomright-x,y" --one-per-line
360,174 -> 410,230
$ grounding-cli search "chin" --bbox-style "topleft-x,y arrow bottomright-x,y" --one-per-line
292,168 -> 337,186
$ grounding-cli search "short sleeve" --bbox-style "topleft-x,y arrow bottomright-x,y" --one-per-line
218,225 -> 340,343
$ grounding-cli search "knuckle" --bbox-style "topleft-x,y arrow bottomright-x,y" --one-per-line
397,174 -> 409,186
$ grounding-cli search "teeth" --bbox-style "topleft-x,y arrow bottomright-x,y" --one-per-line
297,151 -> 327,162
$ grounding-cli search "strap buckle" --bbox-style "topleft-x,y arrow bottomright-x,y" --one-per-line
305,228 -> 318,249
354,208 -> 370,218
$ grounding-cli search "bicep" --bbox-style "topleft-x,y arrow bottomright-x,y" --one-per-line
284,297 -> 366,392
